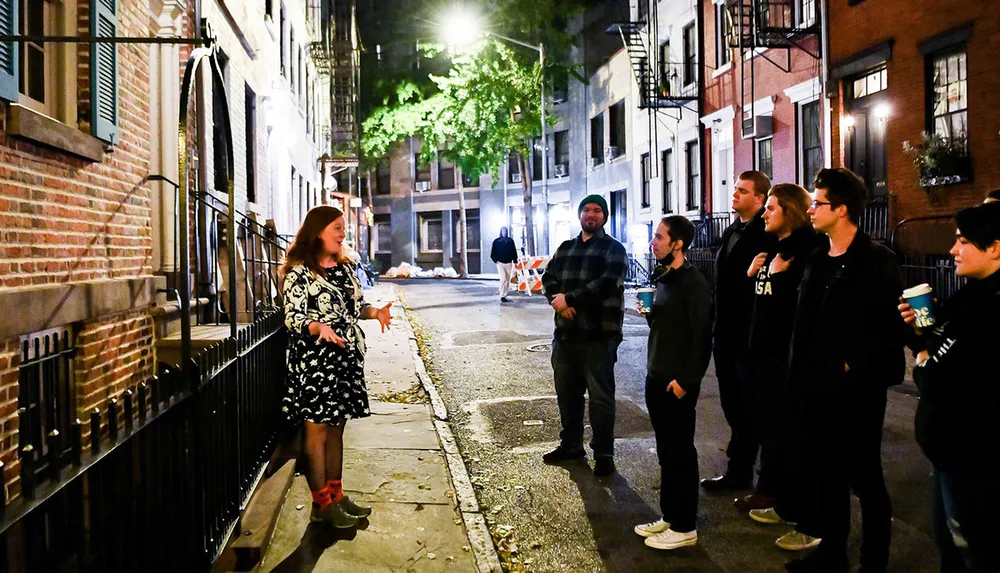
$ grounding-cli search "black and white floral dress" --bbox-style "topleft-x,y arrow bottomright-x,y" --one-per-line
283,263 -> 372,425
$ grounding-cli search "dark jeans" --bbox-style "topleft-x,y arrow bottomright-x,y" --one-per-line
551,338 -> 620,459
714,343 -> 757,481
801,388 -> 892,570
751,357 -> 783,498
645,376 -> 699,532
932,470 -> 1000,572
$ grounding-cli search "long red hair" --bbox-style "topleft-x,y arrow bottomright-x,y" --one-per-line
280,206 -> 349,278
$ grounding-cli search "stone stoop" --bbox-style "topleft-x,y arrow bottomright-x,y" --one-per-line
213,460 -> 297,573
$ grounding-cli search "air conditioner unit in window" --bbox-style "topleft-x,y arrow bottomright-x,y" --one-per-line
511,173 -> 522,183
742,115 -> 773,139
554,164 -> 568,177
606,146 -> 620,161
415,181 -> 431,192
587,157 -> 599,169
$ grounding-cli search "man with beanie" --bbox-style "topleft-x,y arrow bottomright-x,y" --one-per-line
541,194 -> 628,477
703,171 -> 777,498
490,226 -> 518,302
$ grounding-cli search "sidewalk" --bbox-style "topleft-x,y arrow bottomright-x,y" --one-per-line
257,283 -> 500,573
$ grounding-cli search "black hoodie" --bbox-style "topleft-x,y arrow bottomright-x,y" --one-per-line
913,269 -> 1000,473
645,262 -> 714,394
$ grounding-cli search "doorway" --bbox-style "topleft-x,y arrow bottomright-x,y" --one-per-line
713,147 -> 732,214
845,110 -> 888,196
610,189 -> 628,245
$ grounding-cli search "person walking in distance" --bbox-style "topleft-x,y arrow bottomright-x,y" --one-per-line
784,169 -> 905,573
633,216 -> 713,551
281,206 -> 393,528
899,202 -> 1000,573
703,171 -> 777,496
490,226 -> 518,302
540,195 -> 628,477
743,184 -> 823,552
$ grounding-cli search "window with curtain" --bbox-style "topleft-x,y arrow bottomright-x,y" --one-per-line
685,140 -> 700,211
931,50 -> 967,143
800,100 -> 822,189
641,153 -> 651,208
662,149 -> 673,213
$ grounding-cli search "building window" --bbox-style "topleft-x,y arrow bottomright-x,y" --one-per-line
554,130 -> 569,176
658,42 -> 671,88
609,100 -> 626,157
640,153 -> 651,208
462,170 -> 478,187
683,23 -> 697,86
590,113 -> 605,165
508,153 -> 521,183
662,149 -> 673,213
376,159 -> 391,195
715,4 -> 732,68
685,140 -> 700,211
19,0 -> 50,111
438,154 -> 456,189
931,50 -> 967,143
851,66 -> 887,100
532,136 -> 543,181
280,4 -> 287,78
374,216 -> 392,252
415,154 -> 431,182
245,84 -> 257,203
419,212 -> 443,253
800,100 -> 822,189
756,137 -> 773,180
797,0 -> 817,25
452,208 -> 481,251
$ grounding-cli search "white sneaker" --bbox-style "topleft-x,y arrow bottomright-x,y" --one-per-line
644,528 -> 698,550
749,507 -> 796,525
775,530 -> 822,551
633,518 -> 671,538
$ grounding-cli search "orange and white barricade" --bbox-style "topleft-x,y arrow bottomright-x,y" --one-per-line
514,256 -> 550,295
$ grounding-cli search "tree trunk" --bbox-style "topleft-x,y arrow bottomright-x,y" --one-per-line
456,166 -> 469,278
517,153 -> 535,256
365,168 -> 374,263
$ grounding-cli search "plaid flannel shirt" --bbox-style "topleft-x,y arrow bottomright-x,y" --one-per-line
542,229 -> 627,342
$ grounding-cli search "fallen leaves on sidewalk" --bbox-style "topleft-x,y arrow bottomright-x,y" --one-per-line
491,523 -> 532,572
374,382 -> 427,404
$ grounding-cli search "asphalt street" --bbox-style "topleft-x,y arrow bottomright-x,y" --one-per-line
392,278 -> 937,573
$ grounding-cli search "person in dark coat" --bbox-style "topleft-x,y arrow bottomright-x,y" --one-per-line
490,226 -> 518,302
703,170 -> 777,495
741,184 -> 822,552
784,168 -> 905,573
899,202 -> 1000,573
633,215 -> 714,551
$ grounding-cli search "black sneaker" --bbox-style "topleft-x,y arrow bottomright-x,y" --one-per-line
542,446 -> 586,464
500,297 -> 510,302
593,458 -> 616,477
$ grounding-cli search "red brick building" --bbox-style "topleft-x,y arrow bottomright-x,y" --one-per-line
827,0 -> 1000,230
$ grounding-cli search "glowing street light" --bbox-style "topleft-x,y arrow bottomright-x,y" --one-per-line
439,5 -> 485,52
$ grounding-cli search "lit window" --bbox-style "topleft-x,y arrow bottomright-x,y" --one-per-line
852,66 -> 887,99
931,51 -> 967,143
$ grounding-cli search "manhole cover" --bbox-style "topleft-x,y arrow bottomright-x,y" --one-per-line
526,342 -> 551,353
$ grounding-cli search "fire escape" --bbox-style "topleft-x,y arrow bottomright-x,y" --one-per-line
727,0 -> 820,140
310,0 -> 360,170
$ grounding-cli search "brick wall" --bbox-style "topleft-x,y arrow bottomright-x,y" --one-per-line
828,0 -> 1000,222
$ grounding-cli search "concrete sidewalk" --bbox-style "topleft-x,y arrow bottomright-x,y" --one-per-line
257,283 -> 499,573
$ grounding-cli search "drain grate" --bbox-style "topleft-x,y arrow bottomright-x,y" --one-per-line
526,342 -> 551,353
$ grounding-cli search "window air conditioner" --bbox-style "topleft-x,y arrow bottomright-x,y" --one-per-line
511,173 -> 522,183
554,164 -> 568,177
742,115 -> 773,139
415,181 -> 431,192
606,146 -> 620,161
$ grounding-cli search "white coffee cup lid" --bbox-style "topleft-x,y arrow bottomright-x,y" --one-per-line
638,287 -> 656,292
903,283 -> 932,298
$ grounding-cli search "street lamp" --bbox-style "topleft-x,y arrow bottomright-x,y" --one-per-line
439,9 -> 550,254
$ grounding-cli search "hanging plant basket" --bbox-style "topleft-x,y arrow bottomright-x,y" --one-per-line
903,132 -> 971,190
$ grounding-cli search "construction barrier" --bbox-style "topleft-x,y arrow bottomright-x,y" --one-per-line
514,256 -> 550,295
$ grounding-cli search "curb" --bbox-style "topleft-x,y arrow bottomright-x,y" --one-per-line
388,285 -> 504,573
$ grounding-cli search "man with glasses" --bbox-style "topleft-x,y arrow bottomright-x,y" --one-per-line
784,168 -> 906,572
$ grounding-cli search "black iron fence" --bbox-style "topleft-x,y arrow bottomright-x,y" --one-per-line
859,195 -> 893,244
691,213 -> 732,249
0,312 -> 286,573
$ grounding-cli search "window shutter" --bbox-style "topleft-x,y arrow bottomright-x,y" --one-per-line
91,0 -> 119,144
0,0 -> 17,102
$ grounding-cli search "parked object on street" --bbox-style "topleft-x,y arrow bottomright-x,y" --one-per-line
900,202 -> 1000,572
491,226 -> 518,302
280,206 -> 394,530
515,256 -> 550,295
540,194 -> 627,475
638,215 -> 713,551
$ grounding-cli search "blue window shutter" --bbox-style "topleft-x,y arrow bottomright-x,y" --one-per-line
0,0 -> 18,102
91,0 -> 119,144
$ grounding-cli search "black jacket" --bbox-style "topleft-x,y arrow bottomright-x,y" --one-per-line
913,270 -> 1000,473
788,231 -> 906,399
490,236 -> 518,264
748,226 -> 821,365
714,209 -> 777,348
645,262 -> 714,394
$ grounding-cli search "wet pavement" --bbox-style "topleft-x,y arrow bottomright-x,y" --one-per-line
395,278 -> 938,573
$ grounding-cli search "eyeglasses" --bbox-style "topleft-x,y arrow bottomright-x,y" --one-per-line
810,200 -> 834,208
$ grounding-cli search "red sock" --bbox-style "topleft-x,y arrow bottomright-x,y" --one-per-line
311,486 -> 332,508
327,480 -> 344,503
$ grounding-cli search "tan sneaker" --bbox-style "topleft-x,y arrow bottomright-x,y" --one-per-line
633,518 -> 671,538
749,507 -> 796,525
776,530 -> 822,551
310,502 -> 359,529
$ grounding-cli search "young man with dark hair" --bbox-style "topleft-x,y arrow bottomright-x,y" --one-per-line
634,215 -> 713,550
784,168 -> 906,572
704,171 -> 778,504
541,195 -> 628,477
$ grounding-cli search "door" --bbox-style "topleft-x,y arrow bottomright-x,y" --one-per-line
847,111 -> 888,197
713,147 -> 732,214
610,190 -> 628,245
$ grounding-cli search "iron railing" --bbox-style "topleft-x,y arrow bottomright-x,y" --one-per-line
691,213 -> 732,249
900,254 -> 965,302
859,195 -> 893,244
17,328 -> 76,483
0,311 -> 287,572
891,214 -> 966,302
625,254 -> 656,289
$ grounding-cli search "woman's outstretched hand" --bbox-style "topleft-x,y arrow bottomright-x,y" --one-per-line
375,302 -> 393,332
316,323 -> 346,348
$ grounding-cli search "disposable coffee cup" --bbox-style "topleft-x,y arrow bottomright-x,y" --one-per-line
637,288 -> 656,314
902,283 -> 936,328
